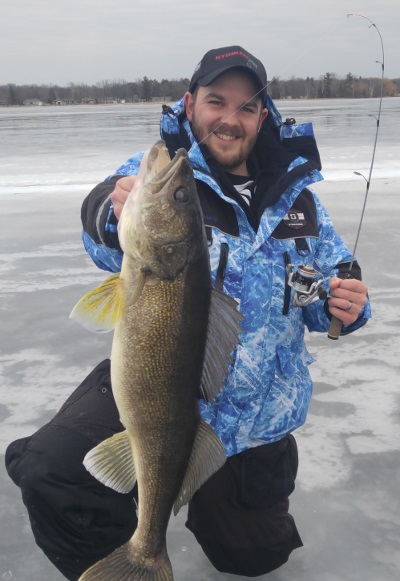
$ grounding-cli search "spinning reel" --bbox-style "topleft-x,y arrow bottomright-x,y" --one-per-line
286,263 -> 328,307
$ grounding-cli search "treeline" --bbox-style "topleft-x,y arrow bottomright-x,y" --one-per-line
269,73 -> 399,100
0,77 -> 190,106
0,73 -> 399,106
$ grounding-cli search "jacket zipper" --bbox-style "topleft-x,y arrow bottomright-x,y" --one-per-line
283,251 -> 292,315
215,243 -> 229,291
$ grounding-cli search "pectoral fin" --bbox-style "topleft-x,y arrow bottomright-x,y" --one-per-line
200,288 -> 244,401
69,273 -> 124,333
83,430 -> 136,493
173,420 -> 225,515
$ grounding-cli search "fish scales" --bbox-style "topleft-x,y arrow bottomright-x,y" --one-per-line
115,270 -> 209,551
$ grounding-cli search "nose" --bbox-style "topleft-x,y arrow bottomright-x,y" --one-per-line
221,105 -> 241,127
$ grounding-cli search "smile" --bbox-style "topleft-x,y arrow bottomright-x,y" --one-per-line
214,132 -> 238,141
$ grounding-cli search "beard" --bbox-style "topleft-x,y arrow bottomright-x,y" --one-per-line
190,113 -> 258,174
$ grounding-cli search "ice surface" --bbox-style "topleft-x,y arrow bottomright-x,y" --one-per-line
1,100 -> 399,580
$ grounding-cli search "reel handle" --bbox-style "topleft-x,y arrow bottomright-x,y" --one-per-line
328,316 -> 343,340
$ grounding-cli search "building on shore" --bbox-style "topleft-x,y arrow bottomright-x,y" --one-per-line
23,99 -> 43,106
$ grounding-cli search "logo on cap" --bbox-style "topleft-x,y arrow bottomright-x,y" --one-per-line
215,50 -> 249,61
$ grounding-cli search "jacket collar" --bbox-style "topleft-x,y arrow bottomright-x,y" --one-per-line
159,95 -> 322,220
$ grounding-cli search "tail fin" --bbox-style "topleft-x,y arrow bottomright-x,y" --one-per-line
79,542 -> 173,581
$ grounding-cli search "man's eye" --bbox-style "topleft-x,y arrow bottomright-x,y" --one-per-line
241,106 -> 256,113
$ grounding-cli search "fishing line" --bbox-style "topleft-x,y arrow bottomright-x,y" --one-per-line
195,17 -> 347,147
190,15 -> 384,340
194,14 -> 385,274
193,12 -> 385,255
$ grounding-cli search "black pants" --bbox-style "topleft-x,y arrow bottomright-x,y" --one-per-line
5,359 -> 302,580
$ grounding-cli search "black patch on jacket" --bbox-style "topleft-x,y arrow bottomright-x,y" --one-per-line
271,189 -> 318,240
196,179 -> 239,238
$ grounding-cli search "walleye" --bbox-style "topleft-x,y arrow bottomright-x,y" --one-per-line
70,140 -> 243,581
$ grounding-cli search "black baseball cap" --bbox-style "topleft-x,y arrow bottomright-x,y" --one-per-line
189,45 -> 267,102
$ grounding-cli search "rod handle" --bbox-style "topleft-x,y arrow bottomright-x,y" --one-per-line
328,316 -> 343,340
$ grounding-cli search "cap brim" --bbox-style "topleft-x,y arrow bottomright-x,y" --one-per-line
195,66 -> 266,100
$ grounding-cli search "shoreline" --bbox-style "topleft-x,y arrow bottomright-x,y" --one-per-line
1,95 -> 399,109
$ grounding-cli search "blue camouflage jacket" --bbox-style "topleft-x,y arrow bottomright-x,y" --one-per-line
81,95 -> 371,457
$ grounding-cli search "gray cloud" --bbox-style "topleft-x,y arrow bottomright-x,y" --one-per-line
0,0 -> 397,85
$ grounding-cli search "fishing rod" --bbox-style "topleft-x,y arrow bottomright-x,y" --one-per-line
326,13 -> 384,339
286,14 -> 384,339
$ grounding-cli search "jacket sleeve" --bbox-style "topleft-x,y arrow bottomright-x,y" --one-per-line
81,151 -> 144,272
303,192 -> 372,335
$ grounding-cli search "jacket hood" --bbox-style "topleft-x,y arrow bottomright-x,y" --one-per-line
159,95 -> 322,220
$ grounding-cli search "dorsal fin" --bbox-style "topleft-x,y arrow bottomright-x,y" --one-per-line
200,289 -> 244,401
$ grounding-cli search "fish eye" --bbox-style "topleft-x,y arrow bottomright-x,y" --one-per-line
174,188 -> 190,203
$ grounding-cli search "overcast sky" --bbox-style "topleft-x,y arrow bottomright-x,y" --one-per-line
1,0 -> 398,86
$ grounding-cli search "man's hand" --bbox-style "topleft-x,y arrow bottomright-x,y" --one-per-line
328,277 -> 368,325
111,175 -> 136,220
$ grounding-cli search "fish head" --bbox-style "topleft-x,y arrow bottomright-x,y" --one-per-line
118,140 -> 206,279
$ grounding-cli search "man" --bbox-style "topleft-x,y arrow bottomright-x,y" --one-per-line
6,46 -> 370,580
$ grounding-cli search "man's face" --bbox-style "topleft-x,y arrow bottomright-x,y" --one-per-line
184,70 -> 268,176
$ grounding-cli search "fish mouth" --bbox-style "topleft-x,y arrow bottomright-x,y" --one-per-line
118,140 -> 197,263
145,141 -> 189,192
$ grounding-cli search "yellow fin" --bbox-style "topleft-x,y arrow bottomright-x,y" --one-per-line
83,430 -> 136,494
173,420 -> 226,515
69,273 -> 124,333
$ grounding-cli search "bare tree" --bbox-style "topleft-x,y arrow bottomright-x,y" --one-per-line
1,74 -> 398,108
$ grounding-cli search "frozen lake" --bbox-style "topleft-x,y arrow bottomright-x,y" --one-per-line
1,97 -> 400,195
1,99 -> 399,580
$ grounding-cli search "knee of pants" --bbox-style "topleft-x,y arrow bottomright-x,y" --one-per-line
7,428 -> 138,580
6,425 -> 137,536
6,425 -> 88,492
197,535 -> 301,577
187,497 -> 303,577
186,436 -> 303,576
